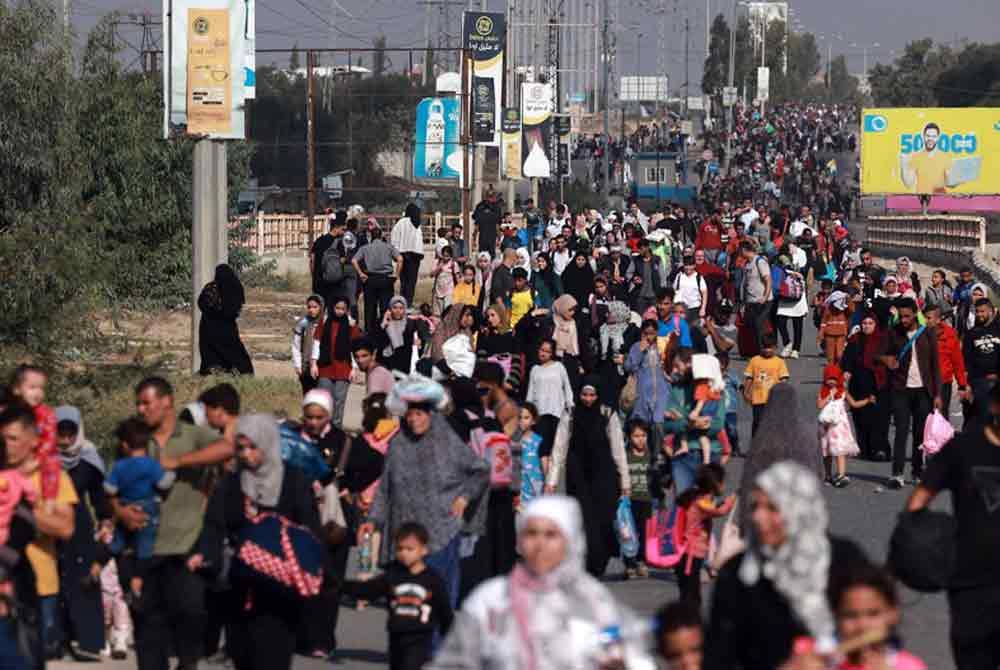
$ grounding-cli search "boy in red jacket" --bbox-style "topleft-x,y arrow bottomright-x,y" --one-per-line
924,303 -> 968,421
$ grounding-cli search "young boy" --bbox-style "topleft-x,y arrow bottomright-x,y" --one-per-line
341,523 -> 453,670
656,600 -> 704,670
508,267 -> 535,328
743,334 -> 790,435
716,352 -> 742,457
104,417 -> 175,602
623,419 -> 654,580
292,295 -> 324,393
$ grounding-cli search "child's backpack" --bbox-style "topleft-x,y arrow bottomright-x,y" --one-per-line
778,272 -> 804,301
645,501 -> 687,569
465,410 -> 514,490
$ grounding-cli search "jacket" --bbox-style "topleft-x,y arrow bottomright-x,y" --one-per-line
626,255 -> 664,296
962,318 -> 1000,381
882,324 -> 941,398
936,321 -> 967,386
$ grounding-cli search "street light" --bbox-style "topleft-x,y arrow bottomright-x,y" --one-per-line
849,41 -> 880,78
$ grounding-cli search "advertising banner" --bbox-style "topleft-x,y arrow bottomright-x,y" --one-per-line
463,11 -> 506,146
164,0 -> 250,139
243,0 -> 255,98
756,66 -> 769,102
501,108 -> 522,180
861,108 -> 1000,195
413,97 -> 463,183
521,83 -> 553,179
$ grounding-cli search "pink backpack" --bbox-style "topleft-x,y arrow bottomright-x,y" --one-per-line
645,503 -> 687,569
465,411 -> 514,490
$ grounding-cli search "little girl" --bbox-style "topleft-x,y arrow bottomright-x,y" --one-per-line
525,339 -> 575,468
514,403 -> 544,508
10,365 -> 60,505
818,292 -> 850,364
431,245 -> 460,316
623,420 -> 654,580
827,559 -> 926,670
674,464 -> 735,607
817,364 -> 860,488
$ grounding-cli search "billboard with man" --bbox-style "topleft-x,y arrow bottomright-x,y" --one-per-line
860,108 -> 1000,195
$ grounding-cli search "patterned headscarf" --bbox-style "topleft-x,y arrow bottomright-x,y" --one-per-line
599,300 -> 631,358
740,461 -> 835,649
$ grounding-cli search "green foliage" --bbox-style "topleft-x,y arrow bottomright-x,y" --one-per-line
868,39 -> 957,107
827,55 -> 859,104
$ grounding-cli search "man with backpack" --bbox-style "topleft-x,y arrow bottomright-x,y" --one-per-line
310,210 -> 344,296
673,256 -> 708,327
351,222 -> 402,334
738,240 -> 773,353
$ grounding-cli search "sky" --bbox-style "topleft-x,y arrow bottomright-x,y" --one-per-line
71,0 -> 1000,91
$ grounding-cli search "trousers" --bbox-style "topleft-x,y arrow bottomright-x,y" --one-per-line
130,556 -> 207,670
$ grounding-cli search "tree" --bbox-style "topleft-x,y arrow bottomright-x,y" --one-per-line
934,43 -> 1000,106
828,55 -> 858,103
702,13 -> 731,96
289,42 -> 301,71
868,39 -> 956,107
372,35 -> 387,78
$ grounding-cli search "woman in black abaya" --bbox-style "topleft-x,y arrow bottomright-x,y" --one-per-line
199,264 -> 254,375
544,377 -> 630,577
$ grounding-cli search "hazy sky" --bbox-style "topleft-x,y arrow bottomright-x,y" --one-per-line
71,0 -> 1000,89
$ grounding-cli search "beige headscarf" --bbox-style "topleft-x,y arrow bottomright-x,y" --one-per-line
552,294 -> 579,357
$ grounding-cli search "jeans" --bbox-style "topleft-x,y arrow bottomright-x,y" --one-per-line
0,619 -> 28,670
111,498 -> 160,559
890,387 -> 933,478
775,314 -> 803,352
675,557 -> 704,607
724,413 -> 741,455
317,378 -> 350,428
39,595 -> 60,656
425,535 -> 461,612
671,450 -> 720,495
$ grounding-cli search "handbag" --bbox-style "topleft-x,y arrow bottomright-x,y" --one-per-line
645,501 -> 686,569
711,499 -> 745,572
232,500 -> 325,599
818,399 -> 840,426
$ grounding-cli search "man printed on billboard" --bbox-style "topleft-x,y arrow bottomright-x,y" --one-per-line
900,123 -> 954,194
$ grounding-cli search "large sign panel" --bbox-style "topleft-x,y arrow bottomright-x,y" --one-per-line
861,108 -> 1000,195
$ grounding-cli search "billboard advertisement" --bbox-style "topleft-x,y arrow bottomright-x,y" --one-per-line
861,108 -> 1000,195
413,97 -> 462,183
163,0 -> 252,139
521,83 -> 553,179
501,108 -> 522,180
463,11 -> 506,146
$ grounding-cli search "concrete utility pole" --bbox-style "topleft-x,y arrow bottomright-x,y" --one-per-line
190,141 -> 228,374
601,0 -> 610,206
723,0 -> 735,173
683,17 -> 690,117
306,50 -> 317,244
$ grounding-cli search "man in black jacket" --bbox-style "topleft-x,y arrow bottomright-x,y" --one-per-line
962,298 -> 1000,424
472,193 -> 502,254
627,240 -> 663,314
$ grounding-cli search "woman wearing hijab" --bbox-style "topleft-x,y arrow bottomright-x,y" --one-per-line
391,204 -> 425,305
202,414 -> 323,670
840,312 -> 890,461
477,304 -> 523,395
560,251 -> 596,311
378,296 -> 431,376
515,248 -> 533,280
198,264 -> 254,375
312,296 -> 361,428
544,378 -> 630,577
704,461 -> 869,670
54,406 -> 108,660
475,252 -> 495,313
358,375 -> 490,609
551,294 -> 587,388
431,496 -> 656,670
530,253 -> 561,310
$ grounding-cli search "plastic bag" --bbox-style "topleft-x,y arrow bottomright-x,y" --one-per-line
921,409 -> 955,456
615,497 -> 639,559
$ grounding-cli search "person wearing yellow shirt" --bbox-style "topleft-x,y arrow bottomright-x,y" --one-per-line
743,334 -> 791,435
900,123 -> 954,194
0,405 -> 77,660
508,267 -> 535,328
452,265 -> 482,307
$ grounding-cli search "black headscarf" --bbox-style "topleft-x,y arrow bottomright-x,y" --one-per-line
533,253 -> 560,293
318,297 -> 353,365
570,377 -> 609,469
560,252 -> 595,307
405,203 -> 422,231
214,263 -> 245,313
739,382 -> 823,531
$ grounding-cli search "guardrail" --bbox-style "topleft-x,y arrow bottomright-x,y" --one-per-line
232,212 -> 463,255
865,215 -> 986,255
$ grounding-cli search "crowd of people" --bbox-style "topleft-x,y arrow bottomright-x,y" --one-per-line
0,102 -> 994,670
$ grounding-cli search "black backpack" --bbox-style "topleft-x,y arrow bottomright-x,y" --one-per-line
888,509 -> 957,593
321,244 -> 345,284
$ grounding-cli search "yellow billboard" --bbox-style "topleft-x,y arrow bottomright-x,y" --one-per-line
860,108 -> 1000,195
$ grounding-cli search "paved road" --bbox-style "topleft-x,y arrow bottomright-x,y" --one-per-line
53,305 -> 954,670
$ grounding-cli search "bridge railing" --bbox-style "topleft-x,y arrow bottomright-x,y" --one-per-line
865,215 -> 986,255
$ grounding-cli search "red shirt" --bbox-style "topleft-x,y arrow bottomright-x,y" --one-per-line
314,318 -> 362,381
695,221 -> 722,251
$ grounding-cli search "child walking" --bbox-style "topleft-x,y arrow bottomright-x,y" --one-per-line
514,403 -> 544,509
743,335 -> 790,435
817,364 -> 860,488
104,418 -> 175,602
623,419 -> 654,580
431,245 -> 459,316
341,523 -> 453,670
674,464 -> 735,607
292,295 -> 324,393
525,339 -> 575,467
818,291 -> 850,364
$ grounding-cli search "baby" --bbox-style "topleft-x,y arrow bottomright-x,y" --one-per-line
676,354 -> 725,465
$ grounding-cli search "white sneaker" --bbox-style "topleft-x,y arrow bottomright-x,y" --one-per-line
790,350 -> 800,359
780,344 -> 793,357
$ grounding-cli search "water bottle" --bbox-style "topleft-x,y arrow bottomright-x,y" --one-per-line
597,625 -> 625,665
358,531 -> 373,574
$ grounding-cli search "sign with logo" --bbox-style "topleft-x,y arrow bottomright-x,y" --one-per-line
723,86 -> 738,107
501,108 -> 522,180
521,83 -> 553,179
756,66 -> 770,102
413,97 -> 462,183
463,11 -> 506,146
860,108 -> 1000,195
164,0 -> 250,139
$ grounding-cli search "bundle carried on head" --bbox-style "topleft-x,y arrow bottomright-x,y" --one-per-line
386,374 -> 449,416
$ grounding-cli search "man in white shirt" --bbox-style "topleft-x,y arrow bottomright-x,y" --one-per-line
737,199 -> 759,233
551,236 -> 572,275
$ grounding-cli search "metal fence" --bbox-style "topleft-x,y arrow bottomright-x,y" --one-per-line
865,215 -> 987,255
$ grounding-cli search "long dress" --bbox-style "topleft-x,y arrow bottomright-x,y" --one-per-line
551,405 -> 627,577
198,272 -> 254,375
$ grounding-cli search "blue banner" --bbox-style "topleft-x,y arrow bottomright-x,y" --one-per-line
413,97 -> 462,182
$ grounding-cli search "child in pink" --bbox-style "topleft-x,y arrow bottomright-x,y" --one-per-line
9,365 -> 60,502
0,470 -> 36,545
674,463 -> 735,608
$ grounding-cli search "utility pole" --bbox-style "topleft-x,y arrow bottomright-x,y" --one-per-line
601,0 -> 610,206
723,0 -> 735,173
705,0 -> 710,55
306,50 -> 317,244
683,17 -> 690,117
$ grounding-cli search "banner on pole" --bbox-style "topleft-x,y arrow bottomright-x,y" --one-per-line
521,83 -> 553,179
413,97 -> 463,183
463,11 -> 506,146
501,108 -> 522,180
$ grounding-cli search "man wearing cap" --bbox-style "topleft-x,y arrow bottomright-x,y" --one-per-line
352,221 -> 402,334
